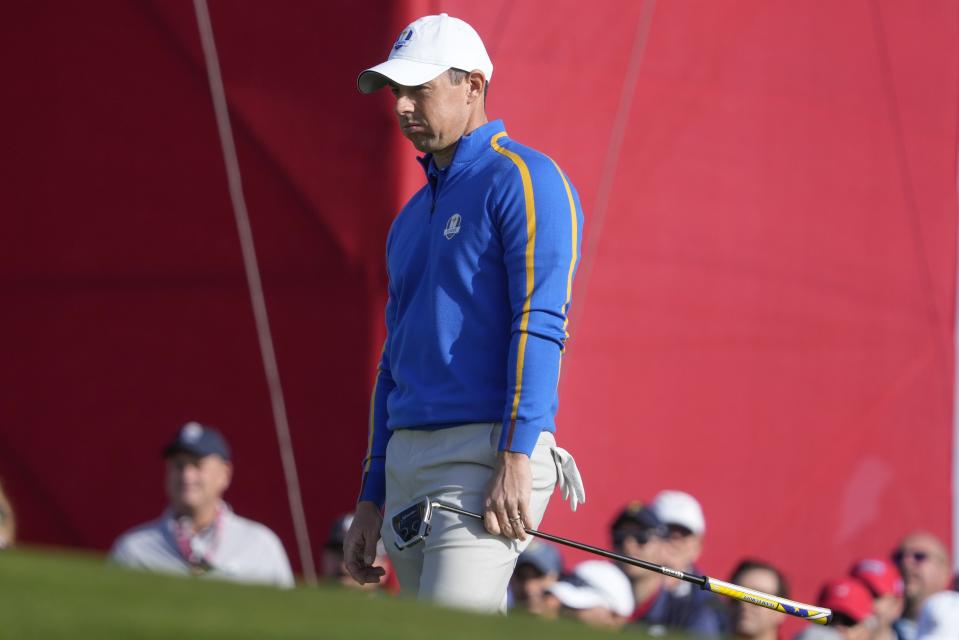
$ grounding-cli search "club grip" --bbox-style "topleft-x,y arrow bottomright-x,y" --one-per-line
705,578 -> 832,625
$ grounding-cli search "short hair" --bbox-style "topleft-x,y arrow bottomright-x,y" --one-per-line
729,558 -> 789,598
448,67 -> 489,101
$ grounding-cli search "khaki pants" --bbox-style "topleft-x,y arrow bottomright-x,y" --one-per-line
380,422 -> 558,613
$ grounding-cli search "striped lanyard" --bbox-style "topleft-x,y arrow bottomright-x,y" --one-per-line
173,505 -> 224,575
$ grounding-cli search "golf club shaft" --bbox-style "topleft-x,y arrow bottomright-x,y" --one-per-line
431,501 -> 832,625
433,502 -> 703,585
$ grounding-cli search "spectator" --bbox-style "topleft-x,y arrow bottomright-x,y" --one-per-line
850,558 -> 904,640
646,490 -> 723,637
916,590 -> 959,639
323,513 -> 391,592
510,539 -> 563,614
652,490 -> 707,575
609,501 -> 667,620
0,479 -> 15,549
544,560 -> 634,629
893,532 -> 953,640
726,559 -> 789,640
110,422 -> 294,588
796,577 -> 874,640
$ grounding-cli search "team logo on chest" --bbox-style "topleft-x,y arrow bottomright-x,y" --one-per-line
443,213 -> 462,240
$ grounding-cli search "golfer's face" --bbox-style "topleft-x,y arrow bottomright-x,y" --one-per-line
165,453 -> 230,513
390,73 -> 470,155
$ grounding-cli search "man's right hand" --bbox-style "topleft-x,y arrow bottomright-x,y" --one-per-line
343,501 -> 386,585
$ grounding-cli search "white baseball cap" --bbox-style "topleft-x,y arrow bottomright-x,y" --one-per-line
651,490 -> 706,536
547,560 -> 635,618
357,13 -> 493,94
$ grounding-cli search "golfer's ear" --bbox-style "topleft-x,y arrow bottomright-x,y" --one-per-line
467,71 -> 486,103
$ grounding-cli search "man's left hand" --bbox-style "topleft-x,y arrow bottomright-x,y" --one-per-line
483,451 -> 532,540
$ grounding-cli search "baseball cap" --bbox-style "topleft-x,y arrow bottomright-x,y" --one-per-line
651,490 -> 705,535
162,422 -> 231,460
817,578 -> 874,623
850,558 -> 904,598
547,561 -> 634,618
517,540 -> 562,575
611,500 -> 666,535
357,13 -> 493,94
916,590 -> 959,640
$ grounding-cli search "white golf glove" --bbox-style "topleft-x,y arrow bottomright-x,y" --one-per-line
550,447 -> 586,511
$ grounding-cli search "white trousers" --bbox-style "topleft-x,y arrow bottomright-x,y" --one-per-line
380,423 -> 558,613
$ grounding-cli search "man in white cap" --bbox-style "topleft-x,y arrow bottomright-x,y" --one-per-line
652,490 -> 707,574
110,422 -> 294,588
646,489 -> 722,637
344,13 -> 586,613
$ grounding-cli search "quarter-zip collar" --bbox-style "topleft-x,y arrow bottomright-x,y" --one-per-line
416,119 -> 507,180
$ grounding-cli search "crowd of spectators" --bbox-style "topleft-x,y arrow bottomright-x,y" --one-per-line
3,424 -> 958,639
306,485 -> 959,637
505,490 -> 959,639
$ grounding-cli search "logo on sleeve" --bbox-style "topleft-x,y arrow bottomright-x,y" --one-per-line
443,214 -> 462,240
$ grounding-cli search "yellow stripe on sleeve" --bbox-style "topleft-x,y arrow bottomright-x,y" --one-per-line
550,158 -> 578,349
490,132 -> 536,448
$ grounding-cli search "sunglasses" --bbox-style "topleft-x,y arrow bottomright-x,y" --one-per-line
665,524 -> 694,540
893,549 -> 930,564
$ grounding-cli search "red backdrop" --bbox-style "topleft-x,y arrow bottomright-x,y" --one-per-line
2,1 -> 957,632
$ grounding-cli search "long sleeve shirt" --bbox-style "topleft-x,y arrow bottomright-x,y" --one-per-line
359,119 -> 584,507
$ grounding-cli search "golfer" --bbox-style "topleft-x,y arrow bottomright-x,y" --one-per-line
344,13 -> 585,612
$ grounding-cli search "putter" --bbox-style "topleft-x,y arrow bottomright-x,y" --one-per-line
390,496 -> 832,625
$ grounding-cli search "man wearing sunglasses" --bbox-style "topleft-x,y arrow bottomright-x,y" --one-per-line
610,500 -> 722,637
645,490 -> 723,637
891,532 -> 952,640
609,501 -> 666,621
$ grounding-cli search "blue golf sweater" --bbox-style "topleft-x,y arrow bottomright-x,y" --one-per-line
360,119 -> 584,507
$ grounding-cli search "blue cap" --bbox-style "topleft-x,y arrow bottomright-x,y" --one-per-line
162,422 -> 231,460
610,500 -> 666,535
517,539 -> 562,575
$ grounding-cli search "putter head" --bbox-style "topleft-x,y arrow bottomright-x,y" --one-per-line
390,496 -> 435,550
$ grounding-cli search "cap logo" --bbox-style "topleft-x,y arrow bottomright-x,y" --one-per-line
856,559 -> 884,575
182,422 -> 204,443
443,214 -> 462,240
393,28 -> 413,51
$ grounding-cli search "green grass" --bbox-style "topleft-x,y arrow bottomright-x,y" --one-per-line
0,547 -> 684,639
